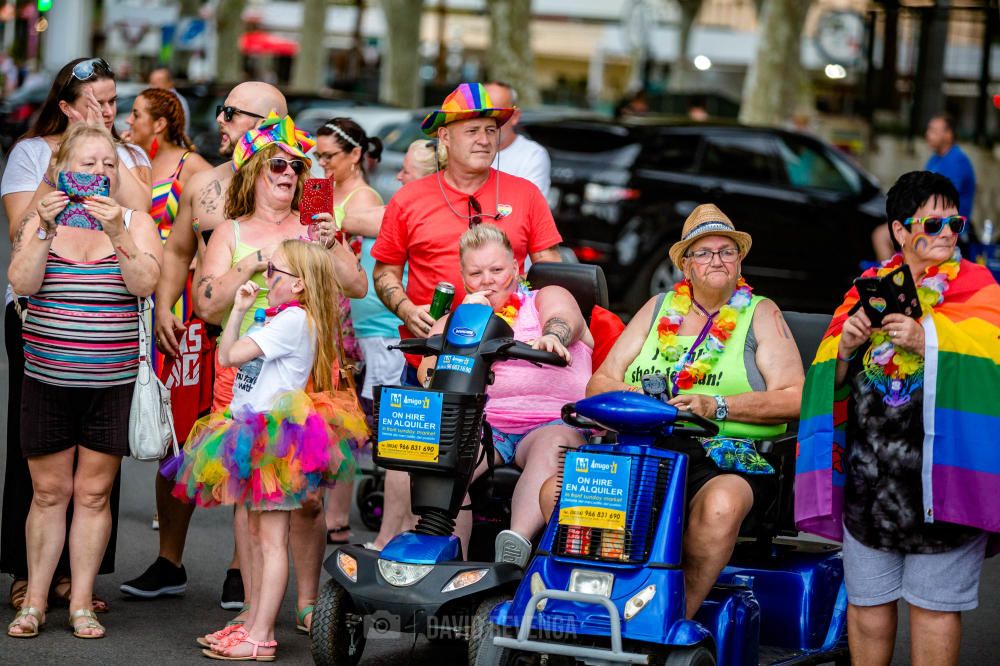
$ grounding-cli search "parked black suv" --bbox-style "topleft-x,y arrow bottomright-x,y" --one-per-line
519,119 -> 886,314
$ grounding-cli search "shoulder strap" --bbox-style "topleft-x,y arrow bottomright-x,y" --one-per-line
646,292 -> 667,337
173,151 -> 191,178
231,219 -> 241,246
123,208 -> 133,231
340,185 -> 383,207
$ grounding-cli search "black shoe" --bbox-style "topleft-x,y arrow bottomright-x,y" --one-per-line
119,557 -> 187,598
220,568 -> 244,610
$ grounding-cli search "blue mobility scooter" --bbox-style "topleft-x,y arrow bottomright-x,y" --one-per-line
474,313 -> 849,666
310,298 -> 568,665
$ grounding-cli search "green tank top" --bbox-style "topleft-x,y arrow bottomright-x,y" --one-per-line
624,292 -> 786,439
221,220 -> 269,336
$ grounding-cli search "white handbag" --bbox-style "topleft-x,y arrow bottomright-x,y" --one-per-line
128,297 -> 179,461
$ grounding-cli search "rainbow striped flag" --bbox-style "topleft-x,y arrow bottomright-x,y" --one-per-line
795,260 -> 1000,543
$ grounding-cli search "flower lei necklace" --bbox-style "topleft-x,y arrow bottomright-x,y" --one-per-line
656,278 -> 753,394
496,278 -> 531,326
862,249 -> 960,406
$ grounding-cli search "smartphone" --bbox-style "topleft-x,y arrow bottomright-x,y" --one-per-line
300,178 -> 333,230
55,171 -> 110,230
854,265 -> 922,328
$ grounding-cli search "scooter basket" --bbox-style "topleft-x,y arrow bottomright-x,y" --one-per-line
372,385 -> 487,476
553,450 -> 676,564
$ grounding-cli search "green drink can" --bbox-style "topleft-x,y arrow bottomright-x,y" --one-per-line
429,282 -> 455,320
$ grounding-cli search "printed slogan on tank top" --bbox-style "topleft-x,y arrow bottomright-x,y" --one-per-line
628,345 -> 726,389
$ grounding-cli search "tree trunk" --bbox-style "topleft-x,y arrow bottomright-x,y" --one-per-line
486,0 -> 540,106
216,0 -> 247,85
378,0 -> 424,107
739,0 -> 813,126
670,0 -> 703,92
291,0 -> 328,92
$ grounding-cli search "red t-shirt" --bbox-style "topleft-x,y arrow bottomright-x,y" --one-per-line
372,168 -> 562,308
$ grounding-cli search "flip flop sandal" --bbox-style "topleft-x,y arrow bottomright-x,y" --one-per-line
7,606 -> 44,638
8,579 -> 27,610
196,620 -> 247,648
326,525 -> 351,545
296,605 -> 314,634
202,637 -> 277,662
69,608 -> 105,639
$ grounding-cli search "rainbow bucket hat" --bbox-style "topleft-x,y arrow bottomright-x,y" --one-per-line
420,82 -> 515,136
232,112 -> 316,172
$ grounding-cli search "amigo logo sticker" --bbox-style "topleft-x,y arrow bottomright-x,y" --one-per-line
452,326 -> 476,338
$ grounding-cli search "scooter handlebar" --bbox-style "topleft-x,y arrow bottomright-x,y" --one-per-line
388,335 -> 443,357
559,403 -> 720,438
498,340 -> 568,367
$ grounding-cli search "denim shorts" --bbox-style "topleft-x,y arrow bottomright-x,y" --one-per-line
842,526 -> 988,612
491,418 -> 573,465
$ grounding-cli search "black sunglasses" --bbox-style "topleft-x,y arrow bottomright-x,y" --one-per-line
468,196 -> 484,229
61,58 -> 112,99
268,158 -> 307,175
902,215 -> 967,236
266,261 -> 298,280
217,104 -> 266,123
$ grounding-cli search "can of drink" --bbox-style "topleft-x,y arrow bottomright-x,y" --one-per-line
429,282 -> 455,320
564,525 -> 592,556
599,529 -> 626,561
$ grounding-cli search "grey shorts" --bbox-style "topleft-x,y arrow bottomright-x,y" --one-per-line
842,527 -> 988,612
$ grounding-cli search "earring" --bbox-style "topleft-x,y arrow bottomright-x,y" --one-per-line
149,137 -> 160,160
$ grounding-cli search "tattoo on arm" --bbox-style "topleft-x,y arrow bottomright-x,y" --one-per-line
256,250 -> 263,263
143,252 -> 161,268
197,275 -> 213,287
773,310 -> 793,340
199,180 -> 222,215
357,259 -> 363,273
12,212 -> 34,251
374,272 -> 406,315
204,284 -> 214,300
115,245 -> 133,261
542,316 -> 573,346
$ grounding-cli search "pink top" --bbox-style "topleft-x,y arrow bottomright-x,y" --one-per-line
485,290 -> 593,434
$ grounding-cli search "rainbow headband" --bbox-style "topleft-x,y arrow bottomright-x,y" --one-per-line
232,112 -> 316,172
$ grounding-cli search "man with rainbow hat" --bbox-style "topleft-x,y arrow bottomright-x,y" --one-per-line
372,82 -> 563,352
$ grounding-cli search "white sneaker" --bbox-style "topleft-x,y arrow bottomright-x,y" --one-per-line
151,512 -> 159,531
495,530 -> 532,569
363,541 -> 381,551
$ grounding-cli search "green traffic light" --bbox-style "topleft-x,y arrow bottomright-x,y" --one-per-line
38,0 -> 53,13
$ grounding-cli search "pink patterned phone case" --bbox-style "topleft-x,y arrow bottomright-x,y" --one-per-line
55,171 -> 110,230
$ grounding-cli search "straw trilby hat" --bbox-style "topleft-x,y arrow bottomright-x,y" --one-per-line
668,204 -> 752,269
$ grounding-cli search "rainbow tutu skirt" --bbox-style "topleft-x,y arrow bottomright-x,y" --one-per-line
168,390 -> 368,511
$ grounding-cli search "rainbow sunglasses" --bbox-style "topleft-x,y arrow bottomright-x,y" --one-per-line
902,215 -> 967,236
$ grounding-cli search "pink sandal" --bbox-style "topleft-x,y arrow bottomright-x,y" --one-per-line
203,637 -> 277,662
195,623 -> 246,648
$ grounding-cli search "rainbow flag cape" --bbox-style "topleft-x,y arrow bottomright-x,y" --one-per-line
795,259 -> 1000,544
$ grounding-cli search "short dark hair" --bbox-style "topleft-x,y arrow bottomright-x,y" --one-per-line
928,112 -> 956,136
885,171 -> 960,250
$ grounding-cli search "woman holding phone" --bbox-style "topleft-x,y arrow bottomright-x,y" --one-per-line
6,124 -> 162,638
309,118 -> 386,547
0,56 -> 151,616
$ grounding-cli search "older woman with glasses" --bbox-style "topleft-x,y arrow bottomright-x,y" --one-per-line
583,203 -> 804,619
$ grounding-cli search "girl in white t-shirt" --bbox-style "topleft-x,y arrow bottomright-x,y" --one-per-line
171,239 -> 366,661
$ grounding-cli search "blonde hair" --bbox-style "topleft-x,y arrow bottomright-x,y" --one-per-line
225,144 -> 306,219
459,223 -> 514,264
407,139 -> 447,177
53,124 -> 119,180
279,239 -> 343,393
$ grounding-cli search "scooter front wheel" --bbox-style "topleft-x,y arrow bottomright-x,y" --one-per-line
310,578 -> 367,666
664,646 -> 715,666
469,594 -> 517,666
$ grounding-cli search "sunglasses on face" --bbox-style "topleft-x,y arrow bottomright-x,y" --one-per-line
314,151 -> 343,162
216,104 -> 266,123
902,215 -> 967,236
266,261 -> 298,280
268,158 -> 307,175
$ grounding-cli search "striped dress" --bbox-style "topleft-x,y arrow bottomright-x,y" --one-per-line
22,252 -> 139,387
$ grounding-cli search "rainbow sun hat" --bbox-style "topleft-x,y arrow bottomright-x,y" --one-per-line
420,82 -> 515,136
232,112 -> 316,171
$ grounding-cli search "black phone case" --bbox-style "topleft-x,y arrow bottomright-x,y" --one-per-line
854,265 -> 922,327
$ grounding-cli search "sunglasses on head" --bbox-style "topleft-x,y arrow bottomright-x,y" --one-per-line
61,58 -> 112,99
217,104 -> 266,123
902,215 -> 967,236
266,261 -> 298,280
268,157 -> 307,175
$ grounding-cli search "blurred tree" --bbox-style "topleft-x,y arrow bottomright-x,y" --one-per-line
216,0 -> 247,84
379,0 -> 423,107
739,0 -> 813,125
291,0 -> 328,91
486,0 -> 539,106
669,0 -> 704,92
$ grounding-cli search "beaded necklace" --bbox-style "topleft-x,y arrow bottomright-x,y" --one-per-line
656,278 -> 753,395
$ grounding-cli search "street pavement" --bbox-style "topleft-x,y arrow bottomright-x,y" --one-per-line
1,186 -> 998,665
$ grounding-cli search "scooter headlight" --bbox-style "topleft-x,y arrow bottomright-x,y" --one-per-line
441,568 -> 489,593
336,551 -> 358,583
377,558 -> 434,587
568,569 -> 614,598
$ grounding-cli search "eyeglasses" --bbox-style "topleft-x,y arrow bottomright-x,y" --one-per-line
685,247 -> 741,264
268,158 -> 307,175
468,196 -> 484,229
266,261 -> 298,280
425,139 -> 439,150
902,215 -> 967,236
216,104 -> 266,123
314,151 -> 343,162
60,58 -> 112,99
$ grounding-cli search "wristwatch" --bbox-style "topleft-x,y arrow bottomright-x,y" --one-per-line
713,395 -> 729,421
36,225 -> 54,241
